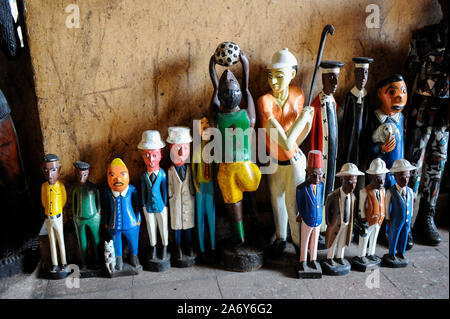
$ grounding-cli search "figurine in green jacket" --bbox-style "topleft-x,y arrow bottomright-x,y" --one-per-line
72,161 -> 102,268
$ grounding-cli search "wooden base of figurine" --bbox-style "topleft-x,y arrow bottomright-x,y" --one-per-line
222,244 -> 264,272
47,267 -> 69,280
105,263 -> 142,278
79,266 -> 103,278
171,253 -> 196,268
382,254 -> 408,268
198,250 -> 217,265
297,260 -> 322,279
320,258 -> 351,276
146,253 -> 171,272
351,255 -> 381,272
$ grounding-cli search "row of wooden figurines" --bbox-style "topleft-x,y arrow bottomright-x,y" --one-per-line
40,141 -> 415,280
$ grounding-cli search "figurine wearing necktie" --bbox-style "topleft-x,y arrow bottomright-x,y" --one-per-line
296,150 -> 324,278
138,130 -> 170,271
104,158 -> 141,274
383,159 -> 416,268
41,154 -> 68,278
340,57 -> 373,171
192,118 -> 216,256
321,163 -> 364,276
167,127 -> 196,267
352,158 -> 389,271
366,74 -> 408,188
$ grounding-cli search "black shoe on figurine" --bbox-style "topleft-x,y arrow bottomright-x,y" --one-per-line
270,239 -> 287,257
406,232 -> 414,250
414,214 -> 442,246
50,265 -> 59,273
161,246 -> 168,260
174,245 -> 183,259
187,245 -> 196,257
149,246 -> 157,260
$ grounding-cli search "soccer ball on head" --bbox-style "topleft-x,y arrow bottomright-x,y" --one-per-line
214,42 -> 240,67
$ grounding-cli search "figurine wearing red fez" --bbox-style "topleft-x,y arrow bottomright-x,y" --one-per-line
296,150 -> 324,279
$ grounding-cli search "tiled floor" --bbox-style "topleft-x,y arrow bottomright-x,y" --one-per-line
0,228 -> 448,299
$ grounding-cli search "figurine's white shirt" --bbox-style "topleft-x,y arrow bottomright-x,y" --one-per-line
350,86 -> 367,104
375,109 -> 402,124
112,186 -> 129,198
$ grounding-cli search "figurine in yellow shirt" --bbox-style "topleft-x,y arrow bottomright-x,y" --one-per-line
41,154 -> 68,279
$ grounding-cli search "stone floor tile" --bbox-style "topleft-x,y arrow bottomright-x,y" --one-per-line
132,278 -> 222,299
50,287 -> 133,299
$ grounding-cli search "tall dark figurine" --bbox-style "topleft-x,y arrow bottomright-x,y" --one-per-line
310,60 -> 344,246
382,159 -> 416,268
404,0 -> 449,247
72,161 -> 102,272
366,75 -> 408,189
340,57 -> 373,170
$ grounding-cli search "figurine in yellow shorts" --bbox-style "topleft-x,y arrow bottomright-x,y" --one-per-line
209,48 -> 261,244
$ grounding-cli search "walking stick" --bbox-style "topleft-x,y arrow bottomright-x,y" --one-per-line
306,24 -> 335,106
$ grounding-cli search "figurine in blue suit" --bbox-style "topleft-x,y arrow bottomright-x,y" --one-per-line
296,150 -> 324,275
383,159 -> 416,267
104,158 -> 141,271
138,131 -> 169,264
366,74 -> 408,189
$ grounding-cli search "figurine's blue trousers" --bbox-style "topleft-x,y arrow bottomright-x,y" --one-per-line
109,226 -> 139,256
196,181 -> 215,252
388,220 -> 411,256
174,229 -> 192,245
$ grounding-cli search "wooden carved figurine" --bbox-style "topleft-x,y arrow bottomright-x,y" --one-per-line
167,126 -> 196,268
104,158 -> 142,277
209,43 -> 263,271
321,163 -> 364,276
138,130 -> 170,272
340,57 -> 373,172
41,154 -> 68,279
366,74 -> 408,189
257,48 -> 314,257
382,159 -> 416,268
192,118 -> 216,262
72,161 -> 102,274
351,158 -> 389,272
310,60 -> 344,246
296,150 -> 324,279
404,0 -> 448,247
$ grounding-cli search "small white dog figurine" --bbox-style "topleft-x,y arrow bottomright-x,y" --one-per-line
104,240 -> 116,273
372,123 -> 399,144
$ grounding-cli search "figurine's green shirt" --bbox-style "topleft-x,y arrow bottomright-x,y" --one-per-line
217,109 -> 252,162
72,181 -> 101,219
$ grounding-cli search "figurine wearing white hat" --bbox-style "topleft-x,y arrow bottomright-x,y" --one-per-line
352,158 -> 389,271
166,126 -> 196,267
257,48 -> 314,257
382,159 -> 416,268
138,130 -> 170,272
321,163 -> 364,275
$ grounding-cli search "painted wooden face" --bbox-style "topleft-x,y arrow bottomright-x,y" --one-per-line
355,68 -> 369,90
368,173 -> 386,189
170,143 -> 190,166
378,81 -> 407,116
77,169 -> 89,185
306,168 -> 323,185
268,67 -> 296,94
322,72 -> 339,95
107,165 -> 129,192
43,161 -> 61,186
394,171 -> 410,188
141,149 -> 162,171
341,175 -> 358,194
